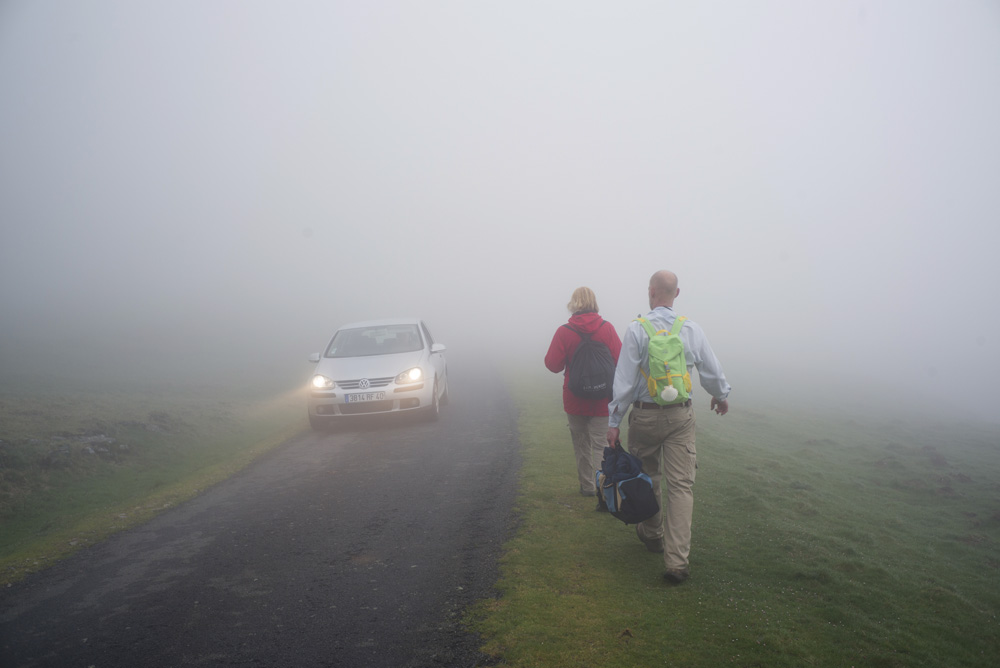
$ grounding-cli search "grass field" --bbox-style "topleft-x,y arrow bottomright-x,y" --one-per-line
0,373 -> 306,585
470,369 -> 1000,667
3,367 -> 998,665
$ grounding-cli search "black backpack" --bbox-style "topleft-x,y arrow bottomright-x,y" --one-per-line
562,322 -> 615,400
595,442 -> 659,525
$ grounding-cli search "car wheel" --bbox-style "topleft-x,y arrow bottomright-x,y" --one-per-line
425,381 -> 441,421
440,374 -> 450,406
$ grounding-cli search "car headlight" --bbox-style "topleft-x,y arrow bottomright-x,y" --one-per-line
312,374 -> 335,389
395,367 -> 423,384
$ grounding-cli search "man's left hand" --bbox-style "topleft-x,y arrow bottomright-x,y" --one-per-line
711,397 -> 729,415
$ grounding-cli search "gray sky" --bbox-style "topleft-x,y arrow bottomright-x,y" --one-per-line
2,1 -> 999,418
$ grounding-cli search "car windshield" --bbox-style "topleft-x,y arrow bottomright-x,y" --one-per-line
325,324 -> 423,358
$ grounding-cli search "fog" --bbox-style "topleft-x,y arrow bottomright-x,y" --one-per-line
2,2 -> 999,421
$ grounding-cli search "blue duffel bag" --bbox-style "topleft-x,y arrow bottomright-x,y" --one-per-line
596,441 -> 659,525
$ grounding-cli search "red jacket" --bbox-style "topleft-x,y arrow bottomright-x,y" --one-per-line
544,312 -> 623,416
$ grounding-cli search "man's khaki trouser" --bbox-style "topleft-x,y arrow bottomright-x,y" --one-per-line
627,402 -> 697,571
566,413 -> 608,495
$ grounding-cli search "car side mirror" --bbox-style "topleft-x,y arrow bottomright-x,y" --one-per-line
430,343 -> 446,354
308,353 -> 321,363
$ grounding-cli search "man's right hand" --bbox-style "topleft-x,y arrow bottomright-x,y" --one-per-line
606,427 -> 620,447
711,397 -> 729,415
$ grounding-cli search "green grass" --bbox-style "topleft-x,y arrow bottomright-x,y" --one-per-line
470,369 -> 1000,667
0,376 -> 307,584
3,368 -> 999,665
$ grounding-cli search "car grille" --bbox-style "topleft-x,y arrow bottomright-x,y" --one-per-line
340,400 -> 394,414
338,377 -> 393,390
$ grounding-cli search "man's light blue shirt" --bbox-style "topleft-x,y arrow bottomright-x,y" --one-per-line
608,306 -> 731,428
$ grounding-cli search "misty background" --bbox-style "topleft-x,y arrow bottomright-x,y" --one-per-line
2,2 -> 998,420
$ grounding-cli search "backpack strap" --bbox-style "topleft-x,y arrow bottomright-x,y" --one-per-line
635,317 -> 656,339
636,316 -> 685,337
634,318 -> 656,389
564,320 -> 606,340
562,323 -> 589,340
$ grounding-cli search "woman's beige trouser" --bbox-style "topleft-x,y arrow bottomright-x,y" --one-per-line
566,413 -> 608,495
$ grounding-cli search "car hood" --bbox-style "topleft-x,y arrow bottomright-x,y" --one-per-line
315,350 -> 426,380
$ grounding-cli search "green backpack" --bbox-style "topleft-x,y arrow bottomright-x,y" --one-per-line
636,316 -> 692,405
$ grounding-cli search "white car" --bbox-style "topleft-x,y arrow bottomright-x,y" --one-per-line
307,318 -> 448,430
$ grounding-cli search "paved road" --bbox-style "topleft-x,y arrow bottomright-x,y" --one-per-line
0,361 -> 521,667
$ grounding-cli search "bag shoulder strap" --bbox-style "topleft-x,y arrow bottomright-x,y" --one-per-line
635,317 -> 656,338
636,315 -> 686,338
562,323 -> 589,340
564,321 -> 605,341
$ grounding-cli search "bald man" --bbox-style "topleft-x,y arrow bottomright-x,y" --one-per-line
606,270 -> 731,585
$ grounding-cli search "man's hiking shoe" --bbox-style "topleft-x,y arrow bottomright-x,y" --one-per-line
636,526 -> 663,553
663,569 -> 690,585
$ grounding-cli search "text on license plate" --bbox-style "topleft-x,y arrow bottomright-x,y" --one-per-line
346,391 -> 386,403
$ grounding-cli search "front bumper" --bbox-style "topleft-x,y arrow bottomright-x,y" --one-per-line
308,382 -> 430,417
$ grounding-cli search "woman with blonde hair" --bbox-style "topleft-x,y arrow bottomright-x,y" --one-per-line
545,286 -> 622,497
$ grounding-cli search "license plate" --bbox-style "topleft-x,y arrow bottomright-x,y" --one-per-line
346,392 -> 386,403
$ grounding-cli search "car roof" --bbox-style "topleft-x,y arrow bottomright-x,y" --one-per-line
335,317 -> 423,331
